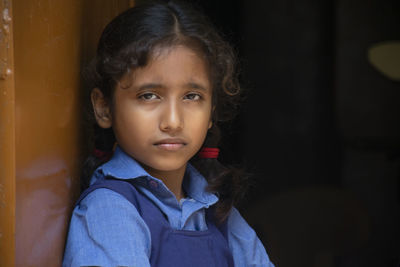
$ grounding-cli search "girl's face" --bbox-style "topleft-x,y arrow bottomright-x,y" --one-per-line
93,45 -> 212,178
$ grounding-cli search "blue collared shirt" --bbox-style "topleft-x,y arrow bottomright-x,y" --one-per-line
63,146 -> 274,267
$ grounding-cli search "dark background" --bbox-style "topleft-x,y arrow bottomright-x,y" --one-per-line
186,0 -> 400,266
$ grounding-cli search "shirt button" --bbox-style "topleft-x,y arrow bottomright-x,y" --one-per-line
148,180 -> 159,189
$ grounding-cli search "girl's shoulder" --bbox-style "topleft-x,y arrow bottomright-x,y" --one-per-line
78,186 -> 131,209
226,207 -> 275,267
78,177 -> 140,208
76,185 -> 144,225
226,207 -> 257,237
64,186 -> 152,267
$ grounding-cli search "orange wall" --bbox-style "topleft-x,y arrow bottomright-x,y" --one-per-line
0,1 -> 133,266
13,1 -> 83,265
0,0 -> 16,266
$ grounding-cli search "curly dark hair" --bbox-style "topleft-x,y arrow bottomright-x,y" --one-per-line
82,0 -> 248,223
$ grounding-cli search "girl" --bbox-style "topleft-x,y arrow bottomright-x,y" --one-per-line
63,1 -> 274,266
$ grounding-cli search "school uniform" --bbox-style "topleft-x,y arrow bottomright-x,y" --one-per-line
62,146 -> 275,267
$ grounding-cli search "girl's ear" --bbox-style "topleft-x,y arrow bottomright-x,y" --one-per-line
91,88 -> 112,128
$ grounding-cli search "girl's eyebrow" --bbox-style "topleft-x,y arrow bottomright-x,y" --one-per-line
136,82 -> 210,92
136,83 -> 165,91
186,82 -> 209,92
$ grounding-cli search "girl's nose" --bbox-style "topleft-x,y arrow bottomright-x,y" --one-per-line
159,100 -> 183,133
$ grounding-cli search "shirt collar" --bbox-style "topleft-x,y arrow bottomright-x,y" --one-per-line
95,145 -> 218,205
96,146 -> 149,180
183,164 -> 218,205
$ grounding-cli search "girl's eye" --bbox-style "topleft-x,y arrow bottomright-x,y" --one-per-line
184,93 -> 201,101
139,93 -> 158,101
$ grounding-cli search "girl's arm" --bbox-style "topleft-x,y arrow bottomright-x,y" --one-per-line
62,188 -> 151,267
227,207 -> 275,267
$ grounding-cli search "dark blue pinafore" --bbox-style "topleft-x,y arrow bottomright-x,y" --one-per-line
77,178 -> 235,267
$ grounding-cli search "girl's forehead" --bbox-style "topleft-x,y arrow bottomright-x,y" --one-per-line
149,44 -> 207,65
119,45 -> 212,90
138,46 -> 210,78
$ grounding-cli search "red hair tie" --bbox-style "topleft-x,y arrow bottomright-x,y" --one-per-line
198,147 -> 219,159
93,148 -> 113,162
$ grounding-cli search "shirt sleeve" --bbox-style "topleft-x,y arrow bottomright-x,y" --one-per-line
227,207 -> 275,267
62,188 -> 151,267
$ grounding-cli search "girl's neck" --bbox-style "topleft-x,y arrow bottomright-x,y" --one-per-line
143,164 -> 187,201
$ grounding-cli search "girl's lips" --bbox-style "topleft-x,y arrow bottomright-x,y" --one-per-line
154,138 -> 187,151
156,143 -> 185,151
